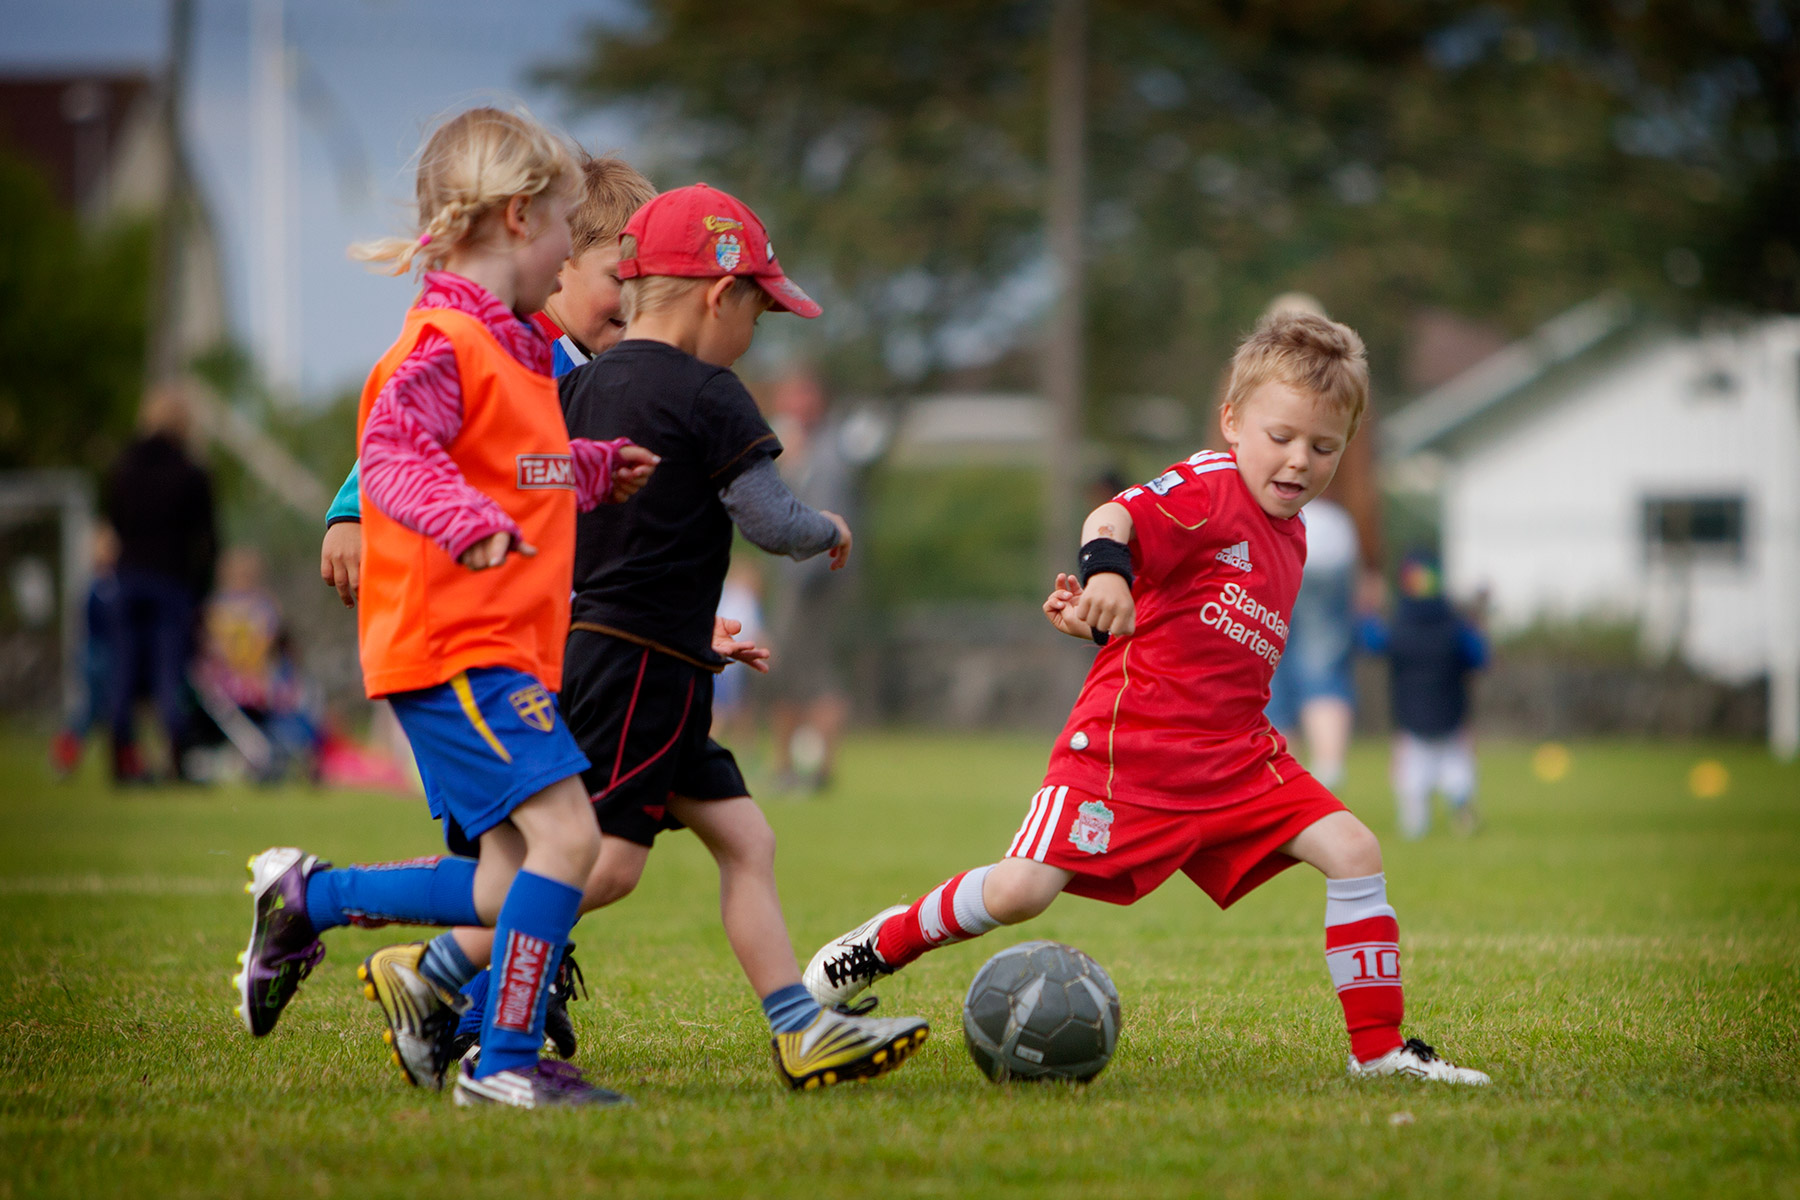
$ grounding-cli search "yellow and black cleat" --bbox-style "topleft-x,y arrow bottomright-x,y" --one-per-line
772,1009 -> 930,1091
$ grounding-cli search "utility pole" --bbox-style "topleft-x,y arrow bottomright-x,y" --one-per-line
252,0 -> 299,401
145,0 -> 195,388
1041,0 -> 1086,578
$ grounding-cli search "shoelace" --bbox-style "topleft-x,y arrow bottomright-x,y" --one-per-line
835,995 -> 881,1017
824,942 -> 887,987
1402,1037 -> 1440,1063
282,940 -> 326,979
551,946 -> 587,1003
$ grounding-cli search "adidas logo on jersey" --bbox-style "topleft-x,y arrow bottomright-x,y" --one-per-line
1215,540 -> 1253,572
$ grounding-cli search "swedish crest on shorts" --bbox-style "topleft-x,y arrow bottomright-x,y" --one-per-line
508,683 -> 556,732
1068,799 -> 1114,855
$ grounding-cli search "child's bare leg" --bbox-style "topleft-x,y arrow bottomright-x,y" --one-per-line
668,794 -> 796,996
982,857 -> 1075,923
1279,809 -> 1382,878
452,833 -> 649,968
1280,810 -> 1402,1064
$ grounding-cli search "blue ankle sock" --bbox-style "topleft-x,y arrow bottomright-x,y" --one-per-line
474,870 -> 582,1078
303,856 -> 480,933
456,970 -> 490,1037
761,983 -> 821,1034
418,933 -> 480,996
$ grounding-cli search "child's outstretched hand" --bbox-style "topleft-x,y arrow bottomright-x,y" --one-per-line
1044,573 -> 1094,640
712,616 -> 771,673
823,511 -> 853,570
459,531 -> 536,571
1075,570 -> 1136,639
611,444 -> 660,502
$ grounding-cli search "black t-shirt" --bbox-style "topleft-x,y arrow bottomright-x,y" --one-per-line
560,339 -> 780,665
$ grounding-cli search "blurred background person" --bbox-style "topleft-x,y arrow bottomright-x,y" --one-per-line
196,546 -> 322,781
102,384 -> 217,785
1361,551 -> 1489,838
712,558 -> 766,749
765,368 -> 854,794
48,526 -> 121,778
1253,293 -> 1384,789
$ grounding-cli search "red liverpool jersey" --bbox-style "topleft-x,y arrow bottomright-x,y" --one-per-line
1043,450 -> 1308,810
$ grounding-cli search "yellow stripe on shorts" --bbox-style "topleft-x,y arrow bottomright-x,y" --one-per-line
450,671 -> 513,764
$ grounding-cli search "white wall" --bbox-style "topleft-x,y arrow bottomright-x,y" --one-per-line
1441,320 -> 1800,686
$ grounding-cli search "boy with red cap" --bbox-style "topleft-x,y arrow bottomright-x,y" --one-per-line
549,183 -> 930,1090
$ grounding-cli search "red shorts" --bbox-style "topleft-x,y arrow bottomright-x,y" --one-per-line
1004,774 -> 1346,908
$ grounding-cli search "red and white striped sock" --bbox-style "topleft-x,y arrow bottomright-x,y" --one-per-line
1324,873 -> 1406,1063
876,865 -> 1000,968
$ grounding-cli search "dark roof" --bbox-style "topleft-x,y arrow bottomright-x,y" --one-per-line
1381,293 -> 1637,460
0,72 -> 153,211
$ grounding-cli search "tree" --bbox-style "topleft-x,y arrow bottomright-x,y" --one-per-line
545,0 -> 1798,421
0,149 -> 153,471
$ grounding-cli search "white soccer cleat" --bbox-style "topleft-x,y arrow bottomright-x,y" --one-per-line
1347,1037 -> 1490,1085
803,905 -> 906,1009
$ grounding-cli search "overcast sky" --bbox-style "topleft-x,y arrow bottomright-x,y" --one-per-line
2,0 -> 639,403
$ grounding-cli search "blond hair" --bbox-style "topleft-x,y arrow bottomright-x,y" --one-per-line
616,233 -> 766,323
351,107 -> 577,276
569,153 -> 656,257
1224,311 -> 1370,438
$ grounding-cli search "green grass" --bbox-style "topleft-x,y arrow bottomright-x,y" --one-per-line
2,733 -> 1797,1199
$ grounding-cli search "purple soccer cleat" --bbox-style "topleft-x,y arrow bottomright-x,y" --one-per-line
453,1048 -> 631,1109
234,847 -> 328,1037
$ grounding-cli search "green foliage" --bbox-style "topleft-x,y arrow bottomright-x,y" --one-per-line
0,149 -> 154,472
547,1 -> 1797,422
864,464 -> 1044,603
1494,615 -> 1646,666
2,733 -> 1798,1197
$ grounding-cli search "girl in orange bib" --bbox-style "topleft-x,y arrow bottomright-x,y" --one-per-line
233,108 -> 656,1109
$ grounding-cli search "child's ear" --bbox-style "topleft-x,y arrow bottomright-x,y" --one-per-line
500,193 -> 539,241
703,276 -> 735,318
1218,401 -> 1241,447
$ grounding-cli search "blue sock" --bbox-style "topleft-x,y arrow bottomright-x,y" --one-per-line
418,933 -> 480,996
303,856 -> 480,933
761,983 -> 821,1034
457,970 -> 490,1037
475,870 -> 582,1078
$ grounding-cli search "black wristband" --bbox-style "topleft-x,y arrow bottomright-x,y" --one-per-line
1077,538 -> 1134,589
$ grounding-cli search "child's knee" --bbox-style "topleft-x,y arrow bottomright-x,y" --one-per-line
720,811 -> 777,872
1337,820 -> 1384,876
583,840 -> 648,910
985,859 -> 1064,924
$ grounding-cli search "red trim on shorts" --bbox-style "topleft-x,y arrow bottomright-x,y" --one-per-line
597,674 -> 695,800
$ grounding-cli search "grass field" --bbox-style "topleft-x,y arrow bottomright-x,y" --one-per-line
2,731 -> 1796,1199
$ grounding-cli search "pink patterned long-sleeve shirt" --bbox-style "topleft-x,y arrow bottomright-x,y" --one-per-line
360,270 -> 627,560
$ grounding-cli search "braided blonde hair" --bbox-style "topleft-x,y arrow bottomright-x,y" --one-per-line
350,106 -> 577,276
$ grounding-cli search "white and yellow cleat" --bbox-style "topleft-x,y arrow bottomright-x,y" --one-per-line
772,1007 -> 929,1091
358,943 -> 466,1090
1347,1037 -> 1490,1085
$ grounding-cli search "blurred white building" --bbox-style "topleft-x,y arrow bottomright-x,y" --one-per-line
1385,297 -> 1800,757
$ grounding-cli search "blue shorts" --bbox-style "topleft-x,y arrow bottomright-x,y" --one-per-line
388,667 -> 590,849
1266,566 -> 1356,731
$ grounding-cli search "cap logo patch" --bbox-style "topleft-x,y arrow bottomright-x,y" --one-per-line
714,233 -> 743,270
703,215 -> 744,232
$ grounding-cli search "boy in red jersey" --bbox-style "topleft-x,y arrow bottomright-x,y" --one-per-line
806,312 -> 1489,1085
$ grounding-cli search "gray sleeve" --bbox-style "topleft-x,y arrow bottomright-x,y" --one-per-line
719,457 -> 841,560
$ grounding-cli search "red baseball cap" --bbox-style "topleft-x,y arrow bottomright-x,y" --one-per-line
617,183 -> 822,319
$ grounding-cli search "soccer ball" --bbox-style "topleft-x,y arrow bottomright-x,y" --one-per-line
962,940 -> 1121,1083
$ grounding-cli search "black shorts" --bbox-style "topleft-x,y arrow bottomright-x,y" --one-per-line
560,629 -> 748,846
